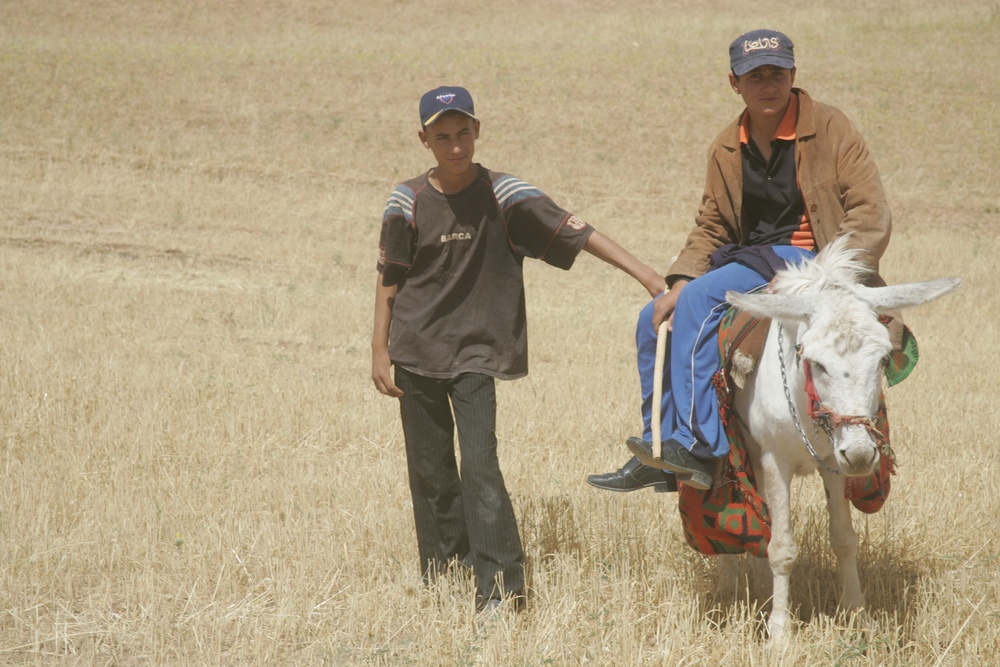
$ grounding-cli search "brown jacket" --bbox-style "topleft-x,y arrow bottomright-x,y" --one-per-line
668,88 -> 905,350
668,88 -> 891,282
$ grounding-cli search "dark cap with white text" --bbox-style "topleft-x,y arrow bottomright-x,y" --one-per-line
419,86 -> 477,128
729,29 -> 795,76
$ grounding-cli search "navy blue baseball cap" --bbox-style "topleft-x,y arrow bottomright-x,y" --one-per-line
729,29 -> 795,76
419,86 -> 477,128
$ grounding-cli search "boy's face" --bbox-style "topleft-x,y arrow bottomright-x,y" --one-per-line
419,113 -> 480,180
730,65 -> 796,119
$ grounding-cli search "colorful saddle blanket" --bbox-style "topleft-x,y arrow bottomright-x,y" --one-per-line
677,307 -> 914,557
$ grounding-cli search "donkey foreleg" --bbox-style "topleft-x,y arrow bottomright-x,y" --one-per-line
759,455 -> 797,640
820,469 -> 864,611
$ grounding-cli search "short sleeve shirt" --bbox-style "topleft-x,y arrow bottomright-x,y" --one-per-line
377,164 -> 595,380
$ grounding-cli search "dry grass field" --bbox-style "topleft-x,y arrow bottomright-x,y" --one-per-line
0,0 -> 997,664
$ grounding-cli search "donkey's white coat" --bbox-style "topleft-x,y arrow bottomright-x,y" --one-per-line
721,236 -> 960,640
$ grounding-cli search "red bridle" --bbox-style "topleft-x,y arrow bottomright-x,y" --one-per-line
779,326 -> 895,477
800,357 -> 896,479
801,358 -> 880,433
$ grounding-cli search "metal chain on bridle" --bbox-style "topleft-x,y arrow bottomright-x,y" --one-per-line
777,323 -> 842,474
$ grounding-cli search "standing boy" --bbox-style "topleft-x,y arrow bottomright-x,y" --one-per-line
372,86 -> 665,609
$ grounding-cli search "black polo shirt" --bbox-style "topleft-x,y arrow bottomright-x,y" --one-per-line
740,92 -> 815,249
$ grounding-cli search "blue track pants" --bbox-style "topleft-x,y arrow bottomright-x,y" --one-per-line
637,246 -> 815,459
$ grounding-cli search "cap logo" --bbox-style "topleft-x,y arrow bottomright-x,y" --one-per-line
742,36 -> 781,54
436,93 -> 456,105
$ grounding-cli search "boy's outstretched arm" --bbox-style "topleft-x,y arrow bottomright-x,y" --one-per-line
583,230 -> 666,298
371,277 -> 404,397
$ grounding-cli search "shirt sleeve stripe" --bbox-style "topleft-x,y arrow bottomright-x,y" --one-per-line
493,176 -> 545,209
383,186 -> 416,222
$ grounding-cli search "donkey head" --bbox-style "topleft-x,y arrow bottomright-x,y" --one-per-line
727,238 -> 961,476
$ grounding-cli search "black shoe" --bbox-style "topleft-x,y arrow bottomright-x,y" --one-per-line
586,455 -> 678,493
625,436 -> 716,491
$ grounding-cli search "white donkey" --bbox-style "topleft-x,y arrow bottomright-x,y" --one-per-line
721,236 -> 959,640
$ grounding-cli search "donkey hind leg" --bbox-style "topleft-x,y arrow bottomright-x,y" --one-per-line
820,468 -> 865,611
749,555 -> 773,609
759,456 -> 797,640
715,554 -> 773,615
714,554 -> 742,604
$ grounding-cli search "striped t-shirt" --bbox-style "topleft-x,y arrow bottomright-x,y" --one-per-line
377,164 -> 594,380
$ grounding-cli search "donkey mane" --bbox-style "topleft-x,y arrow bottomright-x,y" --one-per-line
776,237 -> 889,359
809,293 -> 890,359
773,236 -> 873,296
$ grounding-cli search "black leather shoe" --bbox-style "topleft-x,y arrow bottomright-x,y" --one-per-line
586,456 -> 678,493
626,436 -> 716,491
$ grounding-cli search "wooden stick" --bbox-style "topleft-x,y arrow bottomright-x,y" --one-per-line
652,320 -> 669,460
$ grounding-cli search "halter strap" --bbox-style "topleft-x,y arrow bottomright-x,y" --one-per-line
803,361 -> 859,425
802,359 -> 882,435
778,324 -> 894,474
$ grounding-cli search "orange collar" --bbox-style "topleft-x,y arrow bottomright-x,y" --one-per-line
740,92 -> 799,144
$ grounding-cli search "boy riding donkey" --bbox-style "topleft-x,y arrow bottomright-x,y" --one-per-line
586,29 -> 908,493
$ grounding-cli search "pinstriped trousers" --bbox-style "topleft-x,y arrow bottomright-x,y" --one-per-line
394,367 -> 525,604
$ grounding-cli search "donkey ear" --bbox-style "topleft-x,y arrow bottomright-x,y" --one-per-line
726,290 -> 815,322
854,277 -> 962,313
